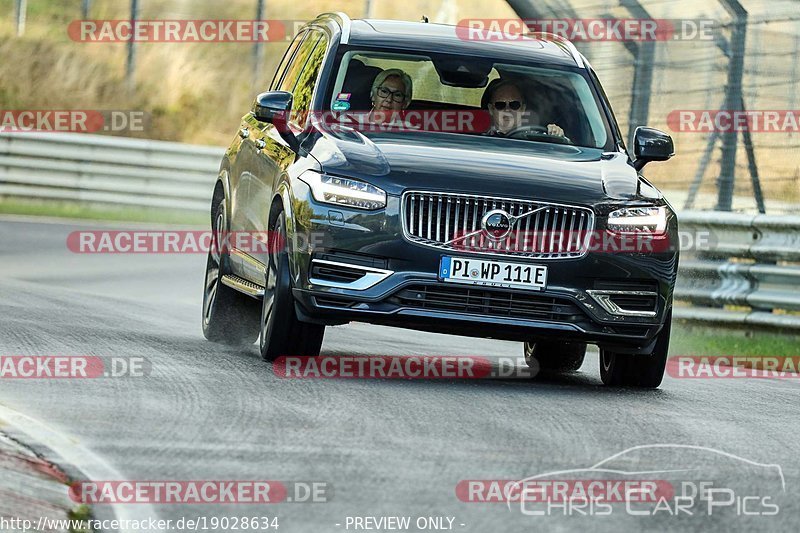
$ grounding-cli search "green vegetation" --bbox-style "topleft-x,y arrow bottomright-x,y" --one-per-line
68,504 -> 93,533
0,198 -> 206,225
669,322 -> 799,357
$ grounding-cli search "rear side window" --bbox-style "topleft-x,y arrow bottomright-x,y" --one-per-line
278,31 -> 324,94
291,34 -> 329,120
270,31 -> 306,90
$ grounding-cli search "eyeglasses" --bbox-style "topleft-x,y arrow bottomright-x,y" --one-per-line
491,100 -> 523,111
376,86 -> 407,103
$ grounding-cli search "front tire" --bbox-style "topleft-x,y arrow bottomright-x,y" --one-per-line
259,210 -> 325,362
600,310 -> 672,388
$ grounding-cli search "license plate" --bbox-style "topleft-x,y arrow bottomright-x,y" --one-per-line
439,256 -> 547,291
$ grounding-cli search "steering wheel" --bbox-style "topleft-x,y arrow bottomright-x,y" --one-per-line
505,125 -> 572,145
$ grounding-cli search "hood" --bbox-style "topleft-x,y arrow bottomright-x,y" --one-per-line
305,128 -> 662,205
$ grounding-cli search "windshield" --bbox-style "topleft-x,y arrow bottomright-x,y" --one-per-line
323,47 -> 615,150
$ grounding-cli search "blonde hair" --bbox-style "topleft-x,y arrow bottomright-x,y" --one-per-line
371,68 -> 413,107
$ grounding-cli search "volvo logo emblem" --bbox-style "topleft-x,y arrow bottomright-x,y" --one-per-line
481,209 -> 513,241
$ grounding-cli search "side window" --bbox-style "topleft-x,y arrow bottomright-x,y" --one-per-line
270,31 -> 306,91
290,33 -> 328,121
278,31 -> 323,94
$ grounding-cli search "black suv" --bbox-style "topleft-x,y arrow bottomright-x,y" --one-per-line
201,13 -> 678,388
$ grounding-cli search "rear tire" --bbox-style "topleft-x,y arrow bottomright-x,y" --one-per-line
201,197 -> 260,345
259,209 -> 325,362
524,340 -> 587,373
600,310 -> 672,388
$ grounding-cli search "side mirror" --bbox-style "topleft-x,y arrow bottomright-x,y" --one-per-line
632,126 -> 674,171
252,91 -> 300,153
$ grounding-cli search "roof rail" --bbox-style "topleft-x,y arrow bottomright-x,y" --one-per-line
531,32 -> 584,68
316,12 -> 352,44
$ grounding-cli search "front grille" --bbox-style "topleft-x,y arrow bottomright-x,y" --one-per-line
393,285 -> 585,322
402,191 -> 594,259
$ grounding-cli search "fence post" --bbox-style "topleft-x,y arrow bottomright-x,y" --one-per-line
253,0 -> 266,89
620,0 -> 655,148
791,34 -> 800,110
14,0 -> 27,36
715,0 -> 748,211
126,0 -> 140,92
684,130 -> 720,210
740,97 -> 766,214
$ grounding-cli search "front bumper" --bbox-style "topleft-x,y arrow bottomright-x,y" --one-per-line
288,179 -> 678,352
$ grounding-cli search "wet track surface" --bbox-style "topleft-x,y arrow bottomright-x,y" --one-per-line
0,217 -> 797,532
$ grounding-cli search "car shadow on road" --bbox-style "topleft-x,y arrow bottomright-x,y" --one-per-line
248,348 -> 673,398
364,368 -> 671,399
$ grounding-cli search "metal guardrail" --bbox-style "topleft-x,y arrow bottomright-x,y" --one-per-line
675,211 -> 800,330
1,132 -> 798,330
0,132 -> 221,212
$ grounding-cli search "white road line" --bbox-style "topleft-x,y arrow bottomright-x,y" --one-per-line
0,402 -> 159,533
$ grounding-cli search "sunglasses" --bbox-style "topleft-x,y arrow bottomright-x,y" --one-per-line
491,100 -> 523,111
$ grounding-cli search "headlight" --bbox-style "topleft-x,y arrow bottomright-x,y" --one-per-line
607,206 -> 667,234
300,172 -> 386,210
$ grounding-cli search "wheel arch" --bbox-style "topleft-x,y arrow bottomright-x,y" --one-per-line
270,181 -> 301,282
212,162 -> 233,225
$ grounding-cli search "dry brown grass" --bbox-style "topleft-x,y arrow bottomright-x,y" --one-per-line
0,0 -> 515,145
0,0 -> 796,205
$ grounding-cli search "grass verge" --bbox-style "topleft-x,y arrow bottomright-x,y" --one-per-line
0,198 -> 207,225
670,321 -> 799,357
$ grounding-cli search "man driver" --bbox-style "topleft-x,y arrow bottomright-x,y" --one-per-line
483,79 -> 565,138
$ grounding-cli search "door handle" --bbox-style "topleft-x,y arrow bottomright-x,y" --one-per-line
255,139 -> 266,150
239,127 -> 249,139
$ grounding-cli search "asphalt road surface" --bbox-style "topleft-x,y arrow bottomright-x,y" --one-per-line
0,216 -> 797,532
